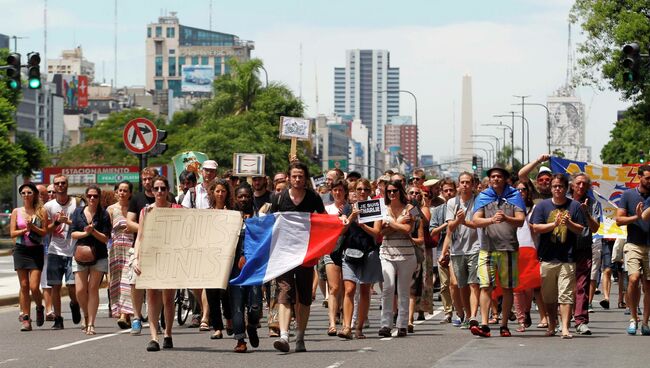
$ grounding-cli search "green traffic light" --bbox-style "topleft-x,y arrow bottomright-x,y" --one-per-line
28,78 -> 41,89
8,79 -> 19,89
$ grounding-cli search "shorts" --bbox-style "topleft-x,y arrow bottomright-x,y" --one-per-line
47,254 -> 75,286
540,261 -> 576,304
341,249 -> 383,284
601,239 -> 613,270
477,250 -> 518,289
451,253 -> 479,288
317,257 -> 327,280
72,257 -> 108,274
623,243 -> 650,279
590,238 -> 602,280
276,266 -> 314,306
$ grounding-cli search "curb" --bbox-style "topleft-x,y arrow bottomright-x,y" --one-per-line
0,281 -> 109,308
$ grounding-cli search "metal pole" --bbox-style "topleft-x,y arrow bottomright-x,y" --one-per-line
260,65 -> 269,87
521,103 -> 551,154
138,153 -> 147,192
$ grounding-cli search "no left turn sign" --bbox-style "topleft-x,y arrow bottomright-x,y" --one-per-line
123,118 -> 158,154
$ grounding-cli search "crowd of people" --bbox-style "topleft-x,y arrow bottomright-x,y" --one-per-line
8,153 -> 647,353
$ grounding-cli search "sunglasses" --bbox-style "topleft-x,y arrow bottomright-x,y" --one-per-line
356,188 -> 371,192
537,177 -> 551,183
153,186 -> 168,192
47,191 -> 54,194
386,189 -> 399,194
87,194 -> 99,199
54,181 -> 67,186
408,191 -> 422,195
20,191 -> 33,196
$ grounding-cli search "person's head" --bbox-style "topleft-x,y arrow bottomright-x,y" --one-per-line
514,180 -> 534,208
52,174 -> 69,195
46,184 -> 55,201
19,182 -> 40,209
457,172 -> 474,196
406,185 -> 423,207
638,164 -> 650,193
550,173 -> 569,201
377,175 -> 391,196
234,185 -> 253,215
440,178 -> 457,201
252,176 -> 268,192
347,181 -> 359,203
487,166 -> 509,192
202,160 -> 219,184
346,171 -> 361,184
289,162 -> 309,191
85,184 -> 102,209
115,180 -> 133,202
141,167 -> 159,192
410,168 -> 426,187
384,180 -> 408,206
536,166 -> 553,194
325,169 -> 342,189
274,180 -> 287,193
273,172 -> 287,186
355,179 -> 372,202
209,179 -> 233,209
570,172 -> 591,199
178,170 -> 198,194
36,184 -> 48,204
152,176 -> 170,203
390,173 -> 406,188
330,178 -> 348,203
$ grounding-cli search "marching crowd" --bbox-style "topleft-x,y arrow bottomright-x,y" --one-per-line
8,153 -> 650,353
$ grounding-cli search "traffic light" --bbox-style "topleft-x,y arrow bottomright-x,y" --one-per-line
472,156 -> 478,170
150,129 -> 168,156
26,52 -> 41,89
622,43 -> 640,82
640,149 -> 646,164
5,53 -> 21,90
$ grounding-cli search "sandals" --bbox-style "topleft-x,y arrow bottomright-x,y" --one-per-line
86,325 -> 96,335
117,318 -> 131,330
537,322 -> 549,329
355,330 -> 366,339
337,327 -> 353,340
544,329 -> 557,337
199,321 -> 210,331
488,317 -> 499,324
561,333 -> 573,339
210,330 -> 223,339
515,324 -> 526,333
327,326 -> 338,336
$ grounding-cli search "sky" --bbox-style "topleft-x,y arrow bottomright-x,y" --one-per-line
4,0 -> 631,164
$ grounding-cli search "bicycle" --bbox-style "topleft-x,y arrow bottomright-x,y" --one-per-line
175,288 -> 195,326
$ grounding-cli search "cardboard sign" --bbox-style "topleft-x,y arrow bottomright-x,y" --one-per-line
311,174 -> 326,189
135,208 -> 243,289
233,153 -> 265,177
357,199 -> 386,224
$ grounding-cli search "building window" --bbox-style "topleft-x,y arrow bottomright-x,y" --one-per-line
168,57 -> 176,77
155,26 -> 162,37
178,56 -> 185,76
168,80 -> 181,97
166,27 -> 175,38
147,27 -> 152,38
201,56 -> 209,65
214,56 -> 222,76
224,56 -> 231,74
155,80 -> 163,90
169,49 -> 175,55
191,56 -> 199,65
155,56 -> 163,77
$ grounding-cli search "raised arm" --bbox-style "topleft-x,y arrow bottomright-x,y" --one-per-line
518,154 -> 550,184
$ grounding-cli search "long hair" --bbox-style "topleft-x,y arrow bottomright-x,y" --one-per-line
19,182 -> 44,220
85,184 -> 104,213
208,179 -> 233,209
384,180 -> 408,206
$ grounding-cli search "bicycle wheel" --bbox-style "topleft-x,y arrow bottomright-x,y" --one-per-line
176,289 -> 194,326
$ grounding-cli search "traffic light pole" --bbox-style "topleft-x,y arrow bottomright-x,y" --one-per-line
138,153 -> 148,193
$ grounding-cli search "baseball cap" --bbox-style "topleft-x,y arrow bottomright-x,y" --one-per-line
536,166 -> 552,178
202,160 -> 218,170
423,178 -> 440,187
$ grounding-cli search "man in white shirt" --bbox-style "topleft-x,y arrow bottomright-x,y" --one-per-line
181,160 -> 218,209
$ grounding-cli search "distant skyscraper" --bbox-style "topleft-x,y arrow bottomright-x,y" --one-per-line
460,74 -> 474,170
334,50 -> 399,168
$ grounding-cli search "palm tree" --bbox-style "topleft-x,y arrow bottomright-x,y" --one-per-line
210,58 -> 264,116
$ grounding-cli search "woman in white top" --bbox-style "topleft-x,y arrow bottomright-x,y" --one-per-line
378,180 -> 417,338
324,178 -> 348,336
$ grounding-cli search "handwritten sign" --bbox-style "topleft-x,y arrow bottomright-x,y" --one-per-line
233,153 -> 265,177
136,208 -> 243,289
357,199 -> 386,224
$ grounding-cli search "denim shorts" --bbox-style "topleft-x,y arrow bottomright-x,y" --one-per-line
72,257 -> 108,274
46,254 -> 75,286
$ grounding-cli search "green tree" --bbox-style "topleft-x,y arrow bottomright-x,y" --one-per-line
15,131 -> 49,178
495,144 -> 523,173
601,106 -> 650,163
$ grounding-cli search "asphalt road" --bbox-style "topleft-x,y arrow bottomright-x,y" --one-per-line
0,286 -> 648,368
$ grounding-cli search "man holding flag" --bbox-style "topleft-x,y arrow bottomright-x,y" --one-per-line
230,162 -> 343,353
471,165 -> 526,338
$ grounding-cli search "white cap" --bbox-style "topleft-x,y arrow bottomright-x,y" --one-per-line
202,160 -> 218,170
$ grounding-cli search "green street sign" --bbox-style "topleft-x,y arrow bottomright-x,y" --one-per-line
96,172 -> 140,184
328,159 -> 348,171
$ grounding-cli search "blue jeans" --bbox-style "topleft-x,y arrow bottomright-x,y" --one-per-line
229,285 -> 262,341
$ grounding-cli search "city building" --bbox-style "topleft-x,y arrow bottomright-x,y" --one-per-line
47,46 -> 95,82
547,85 -> 591,162
334,49 -> 399,169
0,33 -> 9,50
384,116 -> 416,172
314,115 -> 351,174
16,82 -> 65,154
145,12 -> 254,97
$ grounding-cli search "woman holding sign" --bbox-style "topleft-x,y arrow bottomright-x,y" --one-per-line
378,180 -> 417,338
132,176 -> 179,351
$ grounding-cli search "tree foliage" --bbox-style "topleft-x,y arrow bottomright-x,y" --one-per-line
601,106 -> 650,163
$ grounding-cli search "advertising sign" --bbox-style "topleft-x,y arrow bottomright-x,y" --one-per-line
43,166 -> 141,185
52,74 -> 89,111
181,65 -> 214,93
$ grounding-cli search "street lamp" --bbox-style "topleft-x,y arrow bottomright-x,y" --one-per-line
486,121 -> 515,167
514,95 -> 530,162
517,102 -> 551,154
467,140 -> 495,167
259,65 -> 269,87
462,148 -> 489,168
472,134 -> 500,158
377,89 -> 419,167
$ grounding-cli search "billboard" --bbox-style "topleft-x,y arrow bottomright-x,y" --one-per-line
52,74 -> 89,111
182,65 -> 214,93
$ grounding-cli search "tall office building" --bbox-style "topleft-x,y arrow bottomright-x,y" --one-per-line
145,12 -> 254,97
47,47 -> 96,82
334,50 -> 399,168
16,83 -> 65,153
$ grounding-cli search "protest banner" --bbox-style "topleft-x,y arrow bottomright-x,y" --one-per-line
550,156 -> 641,238
357,199 -> 386,223
311,174 -> 326,189
135,208 -> 243,289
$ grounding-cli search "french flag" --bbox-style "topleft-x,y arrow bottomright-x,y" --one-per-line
230,212 -> 344,286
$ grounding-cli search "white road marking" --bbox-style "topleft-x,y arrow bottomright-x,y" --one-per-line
0,359 -> 19,365
380,307 -> 443,341
357,347 -> 374,353
325,361 -> 345,368
47,323 -> 149,351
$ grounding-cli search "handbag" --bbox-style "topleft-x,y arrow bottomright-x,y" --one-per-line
26,216 -> 43,245
74,244 -> 97,266
343,247 -> 366,264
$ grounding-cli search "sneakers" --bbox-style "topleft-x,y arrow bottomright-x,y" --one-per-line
36,305 -> 45,327
600,299 -> 610,310
51,316 -> 64,330
470,324 -> 491,337
247,326 -> 259,348
162,336 -> 173,349
45,312 -> 56,321
396,328 -> 407,337
641,324 -> 650,336
20,315 -> 32,331
587,304 -> 594,313
146,340 -> 160,352
576,323 -> 592,335
417,311 -> 425,321
452,316 -> 464,327
460,320 -> 470,329
131,318 -> 142,335
469,318 -> 479,328
378,326 -> 392,337
627,319 -> 638,335
294,339 -> 306,352
499,326 -> 511,337
273,337 -> 290,353
70,302 -> 81,325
